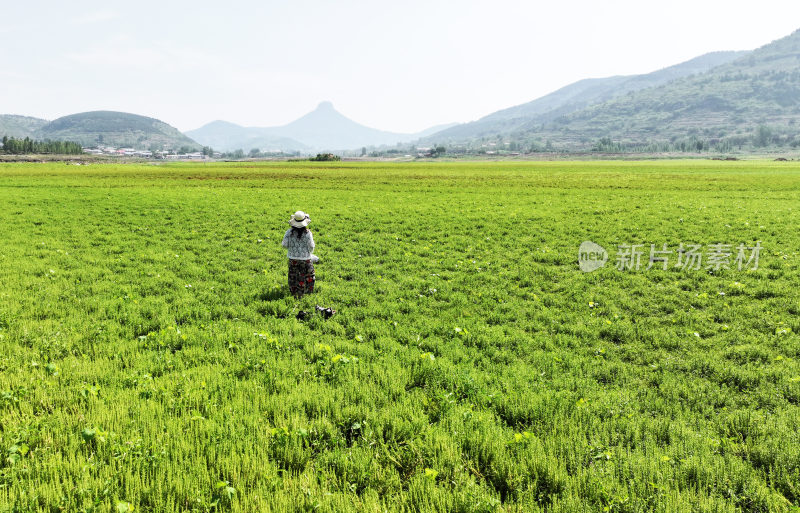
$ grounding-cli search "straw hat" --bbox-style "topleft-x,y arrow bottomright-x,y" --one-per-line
289,211 -> 310,228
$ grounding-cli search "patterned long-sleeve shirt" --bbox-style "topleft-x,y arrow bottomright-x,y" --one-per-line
281,229 -> 315,260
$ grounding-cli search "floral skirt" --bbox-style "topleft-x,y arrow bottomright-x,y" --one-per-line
288,259 -> 315,297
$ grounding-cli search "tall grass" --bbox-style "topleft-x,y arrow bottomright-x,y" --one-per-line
0,160 -> 798,512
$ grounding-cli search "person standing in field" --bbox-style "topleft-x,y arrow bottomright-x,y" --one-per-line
281,211 -> 317,298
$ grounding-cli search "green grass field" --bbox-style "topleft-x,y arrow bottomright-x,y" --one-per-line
0,160 -> 798,512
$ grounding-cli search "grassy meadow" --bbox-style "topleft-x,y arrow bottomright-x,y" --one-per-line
0,160 -> 798,512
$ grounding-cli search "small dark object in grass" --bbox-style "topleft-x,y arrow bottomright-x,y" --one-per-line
296,307 -> 335,321
315,305 -> 336,319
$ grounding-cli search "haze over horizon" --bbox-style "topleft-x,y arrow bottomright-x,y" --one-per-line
2,0 -> 800,133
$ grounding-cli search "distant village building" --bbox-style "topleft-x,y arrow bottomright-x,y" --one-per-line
79,144 -> 211,160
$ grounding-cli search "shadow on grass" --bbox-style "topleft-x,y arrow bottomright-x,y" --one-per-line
258,286 -> 291,301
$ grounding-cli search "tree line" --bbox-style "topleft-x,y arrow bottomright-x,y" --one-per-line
590,126 -> 800,154
1,136 -> 83,155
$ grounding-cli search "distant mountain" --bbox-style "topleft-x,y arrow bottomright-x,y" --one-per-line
265,101 -> 411,150
35,111 -> 200,150
185,120 -> 309,153
428,50 -> 749,143
188,102 -> 457,151
0,115 -> 49,139
512,28 -> 800,149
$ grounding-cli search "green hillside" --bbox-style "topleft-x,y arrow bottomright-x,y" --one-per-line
428,29 -> 800,153
0,115 -> 48,139
525,29 -> 800,150
430,51 -> 747,142
34,111 -> 200,150
520,31 -> 800,150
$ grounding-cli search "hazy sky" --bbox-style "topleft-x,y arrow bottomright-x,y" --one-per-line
2,1 -> 799,133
